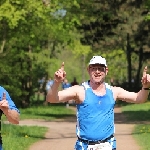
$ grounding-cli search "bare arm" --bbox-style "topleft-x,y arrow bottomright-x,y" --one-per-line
114,87 -> 149,103
46,81 -> 60,103
46,62 -> 79,103
3,108 -> 19,124
46,81 -> 78,103
114,66 -> 150,103
0,92 -> 19,124
136,88 -> 149,103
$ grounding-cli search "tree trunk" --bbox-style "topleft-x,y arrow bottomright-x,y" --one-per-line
126,33 -> 132,90
135,47 -> 143,90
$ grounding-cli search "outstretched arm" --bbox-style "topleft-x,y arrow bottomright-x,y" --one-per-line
46,62 -> 78,103
4,109 -> 19,124
115,66 -> 150,103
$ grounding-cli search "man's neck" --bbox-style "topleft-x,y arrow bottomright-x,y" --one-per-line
89,81 -> 106,96
89,80 -> 105,90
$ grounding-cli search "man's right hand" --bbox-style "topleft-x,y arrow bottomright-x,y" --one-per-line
54,62 -> 66,83
0,92 -> 9,112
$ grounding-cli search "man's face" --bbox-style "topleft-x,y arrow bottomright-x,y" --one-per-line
87,64 -> 108,84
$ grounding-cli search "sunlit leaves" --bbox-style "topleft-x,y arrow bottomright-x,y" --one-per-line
0,0 -> 82,106
0,1 -> 26,28
71,40 -> 91,56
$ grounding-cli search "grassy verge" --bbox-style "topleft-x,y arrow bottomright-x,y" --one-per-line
122,102 -> 150,150
2,123 -> 48,150
122,102 -> 150,121
19,104 -> 76,120
133,124 -> 150,150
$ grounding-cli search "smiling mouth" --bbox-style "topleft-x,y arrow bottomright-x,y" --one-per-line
94,75 -> 101,78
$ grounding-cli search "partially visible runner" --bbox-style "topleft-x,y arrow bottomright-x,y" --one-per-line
0,87 -> 20,150
62,79 -> 71,90
46,56 -> 150,150
71,77 -> 79,86
46,77 -> 54,93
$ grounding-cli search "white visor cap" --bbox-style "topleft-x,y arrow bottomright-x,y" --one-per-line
89,56 -> 107,67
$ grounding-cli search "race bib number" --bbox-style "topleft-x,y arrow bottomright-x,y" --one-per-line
87,142 -> 112,150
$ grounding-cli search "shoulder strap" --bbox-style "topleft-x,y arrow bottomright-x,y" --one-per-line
81,81 -> 90,90
105,83 -> 112,90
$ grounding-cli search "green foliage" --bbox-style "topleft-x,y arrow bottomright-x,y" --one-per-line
57,49 -> 89,83
145,0 -> 150,9
85,48 -> 127,84
74,0 -> 150,87
0,1 -> 26,28
71,40 -> 91,56
0,0 -> 82,106
104,49 -> 127,84
3,0 -> 150,107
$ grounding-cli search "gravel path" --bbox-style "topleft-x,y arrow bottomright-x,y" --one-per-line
19,107 -> 141,150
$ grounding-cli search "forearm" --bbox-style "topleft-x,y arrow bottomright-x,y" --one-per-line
46,81 -> 60,103
3,109 -> 19,124
136,88 -> 149,103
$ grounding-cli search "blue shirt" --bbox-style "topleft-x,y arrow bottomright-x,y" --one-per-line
46,80 -> 54,91
62,83 -> 71,89
0,86 -> 20,149
76,81 -> 115,141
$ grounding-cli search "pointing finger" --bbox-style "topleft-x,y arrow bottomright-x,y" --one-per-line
2,92 -> 6,100
61,62 -> 64,71
143,66 -> 147,77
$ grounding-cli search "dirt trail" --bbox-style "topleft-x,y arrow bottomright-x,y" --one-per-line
19,107 -> 141,150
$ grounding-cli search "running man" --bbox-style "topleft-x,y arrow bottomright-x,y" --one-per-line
46,56 -> 150,150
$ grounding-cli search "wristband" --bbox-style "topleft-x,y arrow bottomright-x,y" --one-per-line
143,88 -> 150,90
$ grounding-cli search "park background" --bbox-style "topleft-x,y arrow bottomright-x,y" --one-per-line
1,0 -> 150,150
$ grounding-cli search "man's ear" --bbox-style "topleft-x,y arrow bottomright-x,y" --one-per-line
105,67 -> 108,75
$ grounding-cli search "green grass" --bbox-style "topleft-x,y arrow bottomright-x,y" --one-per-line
133,124 -> 150,150
122,102 -> 150,150
19,104 -> 76,120
122,102 -> 150,121
2,123 -> 48,150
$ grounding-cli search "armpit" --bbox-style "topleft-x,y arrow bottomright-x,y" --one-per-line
111,86 -> 118,101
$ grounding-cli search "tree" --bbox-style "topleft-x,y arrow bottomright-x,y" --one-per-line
0,0 -> 81,106
74,0 -> 150,91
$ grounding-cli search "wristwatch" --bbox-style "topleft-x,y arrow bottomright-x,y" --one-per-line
143,87 -> 150,90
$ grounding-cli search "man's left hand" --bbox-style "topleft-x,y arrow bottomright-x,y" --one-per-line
141,66 -> 150,88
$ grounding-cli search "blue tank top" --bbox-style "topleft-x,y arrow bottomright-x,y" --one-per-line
76,81 -> 115,141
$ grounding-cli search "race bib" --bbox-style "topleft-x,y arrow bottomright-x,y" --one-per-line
87,142 -> 112,150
